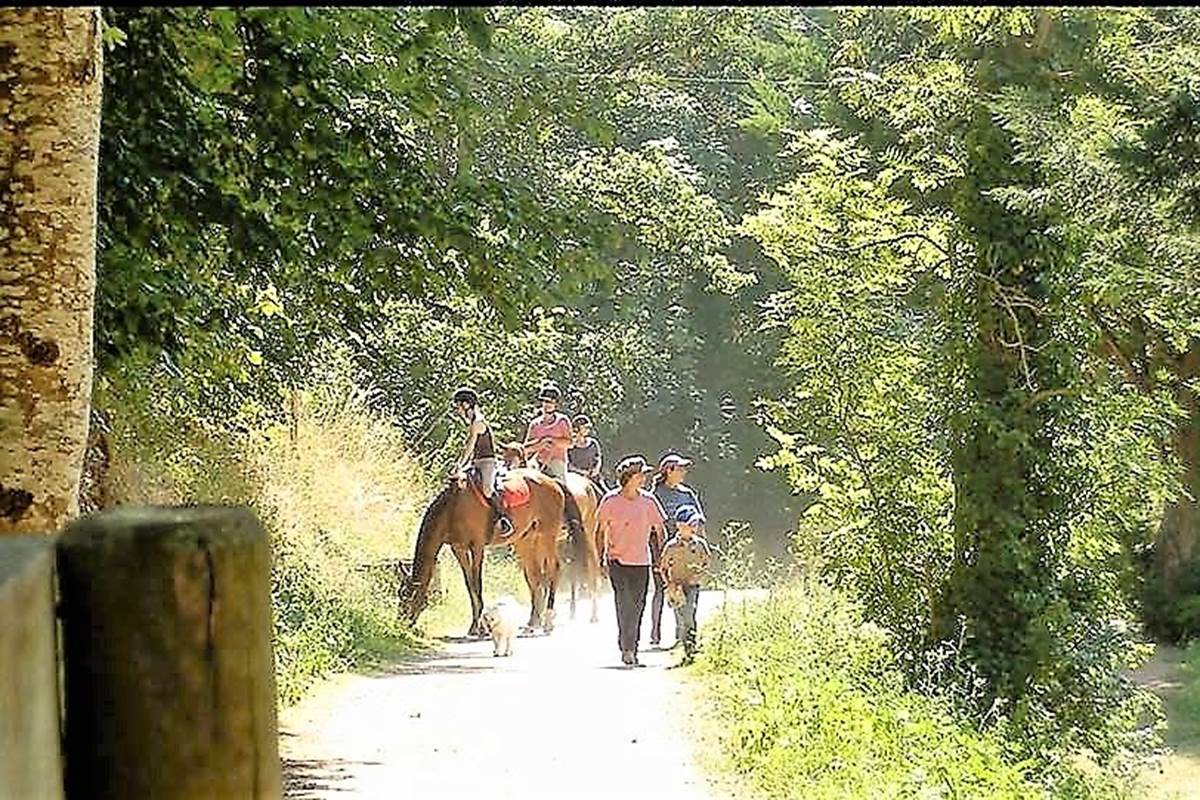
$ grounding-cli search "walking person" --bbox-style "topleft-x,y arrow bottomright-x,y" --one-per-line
524,384 -> 573,480
599,455 -> 667,667
660,505 -> 713,664
649,453 -> 705,646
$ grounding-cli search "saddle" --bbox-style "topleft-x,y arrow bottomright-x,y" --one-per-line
461,468 -> 532,511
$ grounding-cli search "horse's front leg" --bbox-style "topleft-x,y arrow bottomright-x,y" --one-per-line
469,540 -> 486,636
517,544 -> 541,633
451,543 -> 482,637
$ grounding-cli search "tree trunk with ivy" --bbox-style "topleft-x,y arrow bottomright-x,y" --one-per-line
0,8 -> 103,535
938,23 -> 1075,718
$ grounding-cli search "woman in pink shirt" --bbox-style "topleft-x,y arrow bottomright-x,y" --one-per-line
523,384 -> 573,480
598,455 -> 668,667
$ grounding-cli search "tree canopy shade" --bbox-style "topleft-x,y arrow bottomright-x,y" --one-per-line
71,6 -> 1200,792
97,7 -> 616,381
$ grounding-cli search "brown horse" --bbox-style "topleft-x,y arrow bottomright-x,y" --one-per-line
400,468 -> 585,637
561,471 -> 606,623
503,443 -> 606,623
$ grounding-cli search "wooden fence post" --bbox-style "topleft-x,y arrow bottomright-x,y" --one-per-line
0,537 -> 64,800
57,506 -> 281,799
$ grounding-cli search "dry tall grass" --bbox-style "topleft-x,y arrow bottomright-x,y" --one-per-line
104,380 -> 526,705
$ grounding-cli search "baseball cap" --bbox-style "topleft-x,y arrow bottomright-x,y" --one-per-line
615,455 -> 655,484
674,505 -> 705,527
658,453 -> 694,472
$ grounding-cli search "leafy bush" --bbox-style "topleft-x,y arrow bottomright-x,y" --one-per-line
696,582 -> 1147,799
709,520 -> 792,592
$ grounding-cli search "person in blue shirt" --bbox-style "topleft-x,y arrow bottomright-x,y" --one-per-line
649,453 -> 705,646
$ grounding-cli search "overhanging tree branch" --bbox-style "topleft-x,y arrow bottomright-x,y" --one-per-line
1087,304 -> 1152,394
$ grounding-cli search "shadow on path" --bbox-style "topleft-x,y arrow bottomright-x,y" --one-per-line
282,756 -> 381,799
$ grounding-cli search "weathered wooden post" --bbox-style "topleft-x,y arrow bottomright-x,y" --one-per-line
57,507 -> 282,799
0,537 -> 65,800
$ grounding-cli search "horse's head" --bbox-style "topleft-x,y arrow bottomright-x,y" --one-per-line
396,559 -> 427,622
501,442 -> 527,469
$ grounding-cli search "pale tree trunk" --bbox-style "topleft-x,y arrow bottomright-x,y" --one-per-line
0,8 -> 102,535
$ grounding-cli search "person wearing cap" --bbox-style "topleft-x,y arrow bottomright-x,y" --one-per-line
598,455 -> 668,667
524,383 -> 573,481
659,505 -> 713,664
649,453 -> 705,646
567,414 -> 608,493
452,387 -> 514,537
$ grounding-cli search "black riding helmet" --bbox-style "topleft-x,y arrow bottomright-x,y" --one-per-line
538,384 -> 561,403
452,387 -> 478,406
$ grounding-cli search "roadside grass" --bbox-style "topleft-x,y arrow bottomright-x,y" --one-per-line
104,378 -> 521,707
693,581 -> 1083,800
1177,642 -> 1200,743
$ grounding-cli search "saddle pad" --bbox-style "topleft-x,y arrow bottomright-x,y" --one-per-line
468,472 -> 532,510
499,474 -> 532,509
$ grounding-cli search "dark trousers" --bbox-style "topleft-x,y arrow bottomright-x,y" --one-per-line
650,569 -> 666,642
609,562 -> 650,654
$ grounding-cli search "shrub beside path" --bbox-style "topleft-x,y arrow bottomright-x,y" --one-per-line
279,589 -> 765,799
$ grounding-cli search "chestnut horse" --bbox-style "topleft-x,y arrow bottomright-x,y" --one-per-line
400,468 -> 586,636
504,443 -> 606,623
561,472 -> 605,622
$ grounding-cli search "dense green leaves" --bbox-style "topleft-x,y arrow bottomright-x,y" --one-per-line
95,7 -> 1200,793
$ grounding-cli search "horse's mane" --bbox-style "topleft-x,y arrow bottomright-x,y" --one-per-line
416,481 -> 455,543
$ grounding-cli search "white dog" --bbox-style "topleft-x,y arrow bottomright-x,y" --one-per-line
481,595 -> 523,657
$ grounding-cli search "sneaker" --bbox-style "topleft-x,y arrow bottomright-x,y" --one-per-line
621,650 -> 635,666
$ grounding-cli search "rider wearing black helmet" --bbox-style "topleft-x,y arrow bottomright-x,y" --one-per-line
568,413 -> 608,494
453,387 -> 513,537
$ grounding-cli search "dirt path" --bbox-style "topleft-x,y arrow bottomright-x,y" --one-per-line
279,589 -> 763,799
1132,644 -> 1200,800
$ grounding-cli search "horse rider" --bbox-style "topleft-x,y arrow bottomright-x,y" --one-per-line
568,413 -> 609,495
452,387 -> 514,537
524,384 -> 573,481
